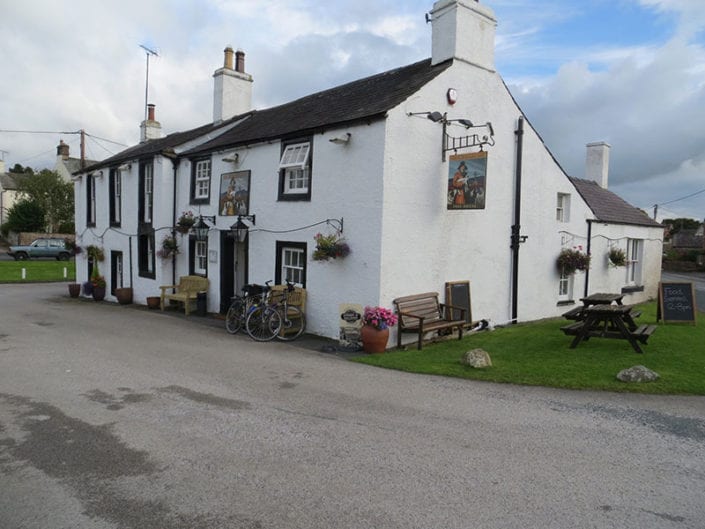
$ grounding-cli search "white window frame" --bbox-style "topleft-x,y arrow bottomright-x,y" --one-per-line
282,246 -> 305,286
115,252 -> 124,289
113,171 -> 122,224
626,238 -> 643,285
558,267 -> 573,301
194,240 -> 208,276
279,142 -> 310,169
194,159 -> 211,200
88,174 -> 96,225
143,163 -> 153,223
283,166 -> 310,194
556,193 -> 570,222
146,235 -> 154,274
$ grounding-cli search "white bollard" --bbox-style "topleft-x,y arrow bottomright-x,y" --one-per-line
63,267 -> 67,278
22,268 -> 26,280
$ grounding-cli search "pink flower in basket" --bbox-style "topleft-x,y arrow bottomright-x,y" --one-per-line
363,306 -> 398,331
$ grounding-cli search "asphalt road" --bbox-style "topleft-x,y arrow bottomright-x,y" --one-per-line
1,283 -> 704,529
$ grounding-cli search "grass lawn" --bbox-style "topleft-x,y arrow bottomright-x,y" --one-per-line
353,302 -> 704,395
0,260 -> 76,283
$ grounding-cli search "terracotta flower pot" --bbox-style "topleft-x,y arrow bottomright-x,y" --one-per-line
67,283 -> 81,298
115,287 -> 133,305
146,296 -> 161,310
360,325 -> 390,354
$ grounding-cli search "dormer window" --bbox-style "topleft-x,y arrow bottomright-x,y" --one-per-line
278,139 -> 312,201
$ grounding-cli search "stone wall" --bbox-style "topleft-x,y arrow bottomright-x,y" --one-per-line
17,232 -> 75,245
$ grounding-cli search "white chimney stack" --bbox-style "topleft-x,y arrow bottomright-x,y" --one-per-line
213,46 -> 253,123
586,141 -> 611,189
140,104 -> 162,143
430,0 -> 497,71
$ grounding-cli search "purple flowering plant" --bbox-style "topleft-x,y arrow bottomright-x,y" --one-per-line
363,306 -> 398,330
312,232 -> 351,261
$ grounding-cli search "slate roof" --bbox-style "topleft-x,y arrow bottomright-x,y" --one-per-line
569,177 -> 662,228
81,116 -> 248,173
186,58 -> 452,155
0,172 -> 19,190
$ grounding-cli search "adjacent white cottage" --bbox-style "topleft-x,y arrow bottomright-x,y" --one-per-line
74,0 -> 663,345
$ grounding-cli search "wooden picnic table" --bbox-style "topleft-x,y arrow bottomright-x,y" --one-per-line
562,292 -> 631,321
561,304 -> 656,354
580,292 -> 624,306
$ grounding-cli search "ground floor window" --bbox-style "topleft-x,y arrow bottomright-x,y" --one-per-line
626,238 -> 643,285
138,230 -> 155,279
275,241 -> 306,287
111,251 -> 123,295
558,267 -> 573,301
192,239 -> 208,276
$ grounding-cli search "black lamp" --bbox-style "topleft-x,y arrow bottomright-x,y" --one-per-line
230,214 -> 256,243
192,215 -> 215,241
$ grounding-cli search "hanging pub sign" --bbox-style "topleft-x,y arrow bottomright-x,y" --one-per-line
219,170 -> 251,216
447,152 -> 487,210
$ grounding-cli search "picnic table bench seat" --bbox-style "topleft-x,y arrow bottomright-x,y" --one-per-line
393,292 -> 467,350
159,275 -> 209,315
630,324 -> 657,343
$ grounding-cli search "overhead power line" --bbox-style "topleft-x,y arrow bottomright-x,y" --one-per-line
656,187 -> 705,207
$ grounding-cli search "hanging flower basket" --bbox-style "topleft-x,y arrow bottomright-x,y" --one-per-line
608,247 -> 627,267
86,245 -> 105,262
312,232 -> 351,261
556,248 -> 590,275
176,210 -> 195,233
157,235 -> 180,259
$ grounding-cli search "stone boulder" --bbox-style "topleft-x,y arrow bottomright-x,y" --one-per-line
461,349 -> 492,368
616,365 -> 660,383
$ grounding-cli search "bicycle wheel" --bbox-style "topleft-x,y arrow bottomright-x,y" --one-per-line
276,305 -> 306,341
225,298 -> 245,334
245,306 -> 282,342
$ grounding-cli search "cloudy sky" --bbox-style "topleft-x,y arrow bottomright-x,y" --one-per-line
1,0 -> 704,220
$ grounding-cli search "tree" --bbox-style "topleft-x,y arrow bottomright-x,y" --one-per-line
662,218 -> 702,236
1,199 -> 45,235
15,169 -> 74,233
9,163 -> 34,175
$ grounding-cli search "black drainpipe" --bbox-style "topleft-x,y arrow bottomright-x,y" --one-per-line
510,117 -> 525,324
584,219 -> 593,298
164,152 -> 180,287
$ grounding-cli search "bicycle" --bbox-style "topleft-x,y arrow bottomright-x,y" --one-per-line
225,283 -> 263,335
244,281 -> 282,342
271,280 -> 306,341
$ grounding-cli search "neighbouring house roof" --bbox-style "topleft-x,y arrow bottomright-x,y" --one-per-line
185,58 -> 452,156
569,177 -> 663,228
0,172 -> 19,190
60,157 -> 99,174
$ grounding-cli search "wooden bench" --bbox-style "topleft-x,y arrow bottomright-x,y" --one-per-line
270,284 -> 307,339
159,275 -> 209,315
393,292 -> 466,350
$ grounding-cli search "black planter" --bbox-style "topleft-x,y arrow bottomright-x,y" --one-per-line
92,286 -> 106,301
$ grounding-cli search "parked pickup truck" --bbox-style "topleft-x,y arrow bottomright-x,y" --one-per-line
7,238 -> 73,261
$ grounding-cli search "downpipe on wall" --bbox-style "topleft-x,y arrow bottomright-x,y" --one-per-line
510,116 -> 527,324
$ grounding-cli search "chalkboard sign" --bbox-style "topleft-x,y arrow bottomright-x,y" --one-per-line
445,281 -> 472,324
658,282 -> 696,324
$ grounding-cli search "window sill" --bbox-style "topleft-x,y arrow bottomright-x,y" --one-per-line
557,300 -> 575,306
621,285 -> 644,294
277,193 -> 311,202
